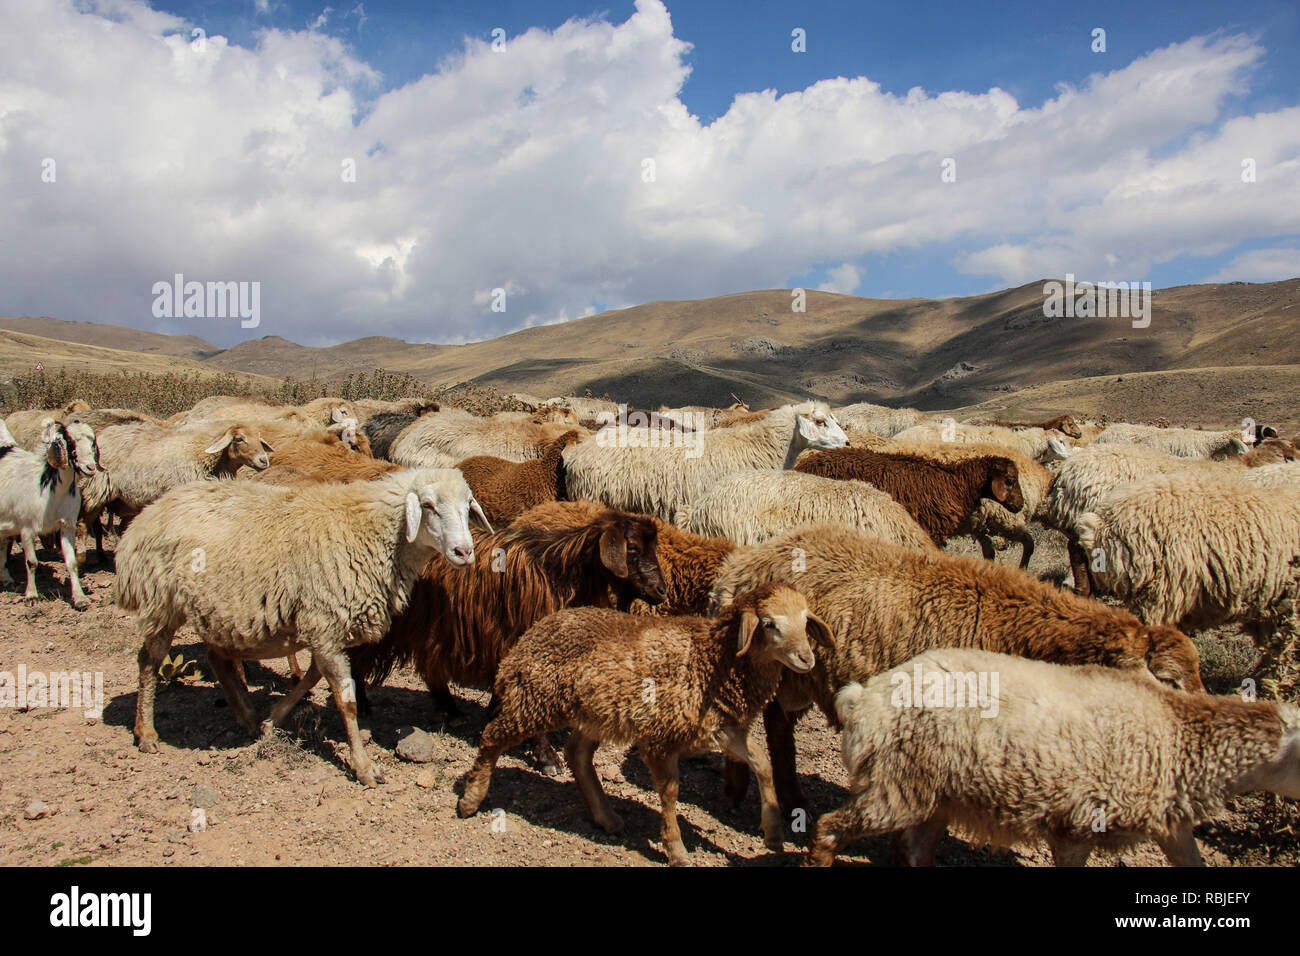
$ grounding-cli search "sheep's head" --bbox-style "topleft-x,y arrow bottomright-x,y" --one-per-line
1054,415 -> 1083,439
1220,435 -> 1250,459
63,421 -> 101,477
794,406 -> 850,450
403,470 -> 490,566
1142,624 -> 1204,693
327,418 -> 362,450
1045,434 -> 1073,461
40,419 -> 72,470
595,511 -> 666,609
206,425 -> 273,470
329,404 -> 355,425
734,583 -> 834,675
984,458 -> 1025,513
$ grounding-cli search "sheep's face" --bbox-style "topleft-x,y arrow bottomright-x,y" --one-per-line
405,480 -> 489,566
1144,625 -> 1204,693
1056,415 -> 1083,439
329,404 -> 355,425
1045,435 -> 1073,461
736,585 -> 834,674
985,459 -> 1025,513
40,419 -> 72,471
64,422 -> 101,477
796,410 -> 850,450
599,514 -> 666,607
206,426 -> 273,470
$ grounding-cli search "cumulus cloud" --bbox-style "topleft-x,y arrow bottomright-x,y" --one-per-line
0,0 -> 1296,346
1206,248 -> 1300,282
818,263 -> 864,294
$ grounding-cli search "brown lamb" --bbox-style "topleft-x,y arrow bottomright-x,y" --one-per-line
1242,437 -> 1298,467
454,430 -> 584,525
971,413 -> 1082,439
249,436 -> 399,486
349,508 -> 667,772
794,447 -> 1024,546
455,582 -> 835,865
708,525 -> 1206,813
510,499 -> 738,615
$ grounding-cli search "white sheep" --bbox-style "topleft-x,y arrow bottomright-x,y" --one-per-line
1240,461 -> 1300,491
673,469 -> 936,551
809,648 -> 1300,866
0,420 -> 101,609
114,468 -> 490,786
388,407 -> 576,467
562,402 -> 849,521
833,403 -> 931,438
893,421 -> 1072,464
1094,422 -> 1248,459
95,419 -> 275,514
1076,470 -> 1300,695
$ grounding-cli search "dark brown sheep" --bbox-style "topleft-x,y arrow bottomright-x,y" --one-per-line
510,499 -> 738,615
455,430 -> 584,525
456,582 -> 834,864
794,446 -> 1024,546
363,412 -> 420,460
350,507 -> 667,772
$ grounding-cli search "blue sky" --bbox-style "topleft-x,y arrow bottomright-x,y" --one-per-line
2,0 -> 1298,344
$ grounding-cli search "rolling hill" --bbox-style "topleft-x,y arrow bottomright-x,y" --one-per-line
4,277 -> 1297,428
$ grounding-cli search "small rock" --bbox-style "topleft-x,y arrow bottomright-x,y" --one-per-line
196,755 -> 211,766
167,831 -> 187,844
598,766 -> 624,783
191,784 -> 219,808
394,726 -> 436,764
24,800 -> 49,820
162,846 -> 175,858
414,768 -> 439,789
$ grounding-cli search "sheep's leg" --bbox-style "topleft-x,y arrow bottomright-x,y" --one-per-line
895,817 -> 948,866
315,647 -> 383,788
1047,836 -> 1093,867
0,536 -> 13,585
286,652 -> 303,680
59,525 -> 90,610
134,625 -> 177,753
806,797 -> 906,867
20,529 -> 39,601
531,735 -> 563,776
1155,826 -> 1204,867
205,649 -> 260,736
431,684 -> 463,720
642,751 -> 688,866
458,714 -> 533,818
564,730 -> 622,833
92,513 -> 108,566
264,660 -> 322,731
975,533 -> 997,561
1012,529 -> 1034,569
1067,538 -> 1092,596
723,725 -> 783,852
766,701 -> 807,813
721,756 -> 750,808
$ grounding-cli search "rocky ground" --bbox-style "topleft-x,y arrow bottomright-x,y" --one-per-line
0,525 -> 1295,868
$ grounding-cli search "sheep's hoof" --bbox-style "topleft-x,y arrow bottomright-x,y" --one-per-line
456,798 -> 479,819
72,596 -> 90,611
666,849 -> 690,867
137,740 -> 160,755
357,768 -> 385,788
763,832 -> 784,852
259,719 -> 276,738
23,593 -> 40,604
596,813 -> 625,835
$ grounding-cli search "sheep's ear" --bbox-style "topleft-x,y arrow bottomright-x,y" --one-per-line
990,475 -> 1009,502
331,407 -> 349,424
795,415 -> 816,440
405,492 -> 421,543
599,526 -> 629,578
205,431 -> 235,455
40,418 -> 59,444
806,612 -> 836,650
470,498 -> 493,533
737,609 -> 761,657
259,438 -> 275,453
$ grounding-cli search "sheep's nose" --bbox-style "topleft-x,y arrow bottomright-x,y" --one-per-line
452,545 -> 473,562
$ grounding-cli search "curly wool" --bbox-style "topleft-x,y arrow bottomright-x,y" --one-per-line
455,430 -> 584,525
818,648 -> 1297,863
389,408 -> 577,467
833,403 -> 931,437
1094,422 -> 1247,459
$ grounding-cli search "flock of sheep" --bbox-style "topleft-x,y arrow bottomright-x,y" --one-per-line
2,390 -> 1299,867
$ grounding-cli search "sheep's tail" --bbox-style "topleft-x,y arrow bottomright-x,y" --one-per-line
834,681 -> 864,725
1074,512 -> 1102,553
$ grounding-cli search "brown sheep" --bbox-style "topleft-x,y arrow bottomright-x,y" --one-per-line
456,583 -> 835,864
454,430 -> 584,525
709,525 -> 1205,813
971,413 -> 1083,439
249,436 -> 399,485
1242,436 -> 1298,467
510,499 -> 738,615
794,447 -> 1024,546
349,508 -> 667,772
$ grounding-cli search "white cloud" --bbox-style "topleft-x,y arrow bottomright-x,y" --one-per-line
1206,248 -> 1300,281
818,263 -> 863,294
0,1 -> 1296,346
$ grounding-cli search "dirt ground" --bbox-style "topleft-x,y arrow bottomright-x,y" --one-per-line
1,524 -> 1296,868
